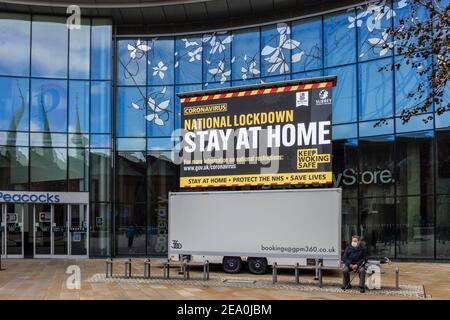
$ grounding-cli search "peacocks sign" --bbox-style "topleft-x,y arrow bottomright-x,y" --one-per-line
177,76 -> 336,188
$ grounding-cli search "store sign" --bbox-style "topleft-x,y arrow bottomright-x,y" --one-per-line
179,79 -> 335,188
334,169 -> 394,187
0,191 -> 89,204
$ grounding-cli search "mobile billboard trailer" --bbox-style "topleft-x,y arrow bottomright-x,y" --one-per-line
168,188 -> 342,274
172,77 -> 340,274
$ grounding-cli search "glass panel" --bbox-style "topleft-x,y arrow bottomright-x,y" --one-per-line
90,81 -> 111,133
116,138 -> 146,151
34,204 -> 51,255
325,65 -> 357,124
69,18 -> 90,79
261,23 -> 291,77
395,114 -> 433,133
118,39 -> 147,85
70,205 -> 87,256
147,150 -> 177,255
397,195 -> 434,259
116,203 -> 146,255
147,86 -> 174,137
360,197 -> 396,258
116,151 -> 146,203
89,134 -> 110,148
116,86 -> 147,137
31,16 -> 68,78
436,130 -> 450,194
394,0 -> 429,50
232,28 -> 261,81
175,84 -> 202,130
53,204 -> 68,255
435,110 -> 450,129
0,13 -> 31,77
291,17 -> 322,72
30,132 -> 67,147
332,139 -> 358,198
357,2 -> 394,61
6,203 -> 23,255
324,10 -> 356,67
0,146 -> 29,190
68,148 -> 88,192
148,38 -> 174,85
332,123 -> 357,140
359,136 -> 395,197
90,202 -> 110,256
91,19 -> 112,80
0,77 -> 29,131
204,81 -> 231,89
396,131 -> 434,196
30,79 -> 67,133
90,149 -> 110,202
358,58 -> 394,121
341,198 -> 358,251
291,70 -> 323,80
0,132 -> 28,146
436,195 -> 450,259
359,119 -> 394,137
147,138 -> 173,150
203,32 -> 232,83
69,80 -> 89,133
30,147 -> 67,191
175,35 -> 203,84
395,56 -> 431,115
68,133 -> 89,148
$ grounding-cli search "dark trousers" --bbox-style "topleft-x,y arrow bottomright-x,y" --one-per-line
343,265 -> 366,288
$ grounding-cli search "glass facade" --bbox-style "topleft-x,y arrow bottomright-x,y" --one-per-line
0,0 -> 449,259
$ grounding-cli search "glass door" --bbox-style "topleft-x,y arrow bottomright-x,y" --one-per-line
53,205 -> 68,255
4,203 -> 24,258
69,205 -> 88,256
34,204 -> 52,256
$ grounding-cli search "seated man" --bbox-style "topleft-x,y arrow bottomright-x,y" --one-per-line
342,235 -> 368,293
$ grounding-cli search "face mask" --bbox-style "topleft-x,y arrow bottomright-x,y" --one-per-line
351,241 -> 358,248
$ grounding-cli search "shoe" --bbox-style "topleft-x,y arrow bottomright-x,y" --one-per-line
359,287 -> 365,293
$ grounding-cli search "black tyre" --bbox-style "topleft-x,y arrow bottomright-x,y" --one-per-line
222,256 -> 242,273
248,257 -> 268,274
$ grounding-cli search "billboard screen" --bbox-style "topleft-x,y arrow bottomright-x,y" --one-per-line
178,77 -> 336,188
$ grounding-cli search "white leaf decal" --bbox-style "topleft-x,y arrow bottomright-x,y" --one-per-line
291,52 -> 304,63
261,45 -> 277,56
131,102 -> 140,110
222,35 -> 233,44
145,114 -> 155,121
155,118 -> 164,126
158,100 -> 170,110
368,38 -> 381,45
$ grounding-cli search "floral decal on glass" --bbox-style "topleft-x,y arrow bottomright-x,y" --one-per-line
202,32 -> 233,85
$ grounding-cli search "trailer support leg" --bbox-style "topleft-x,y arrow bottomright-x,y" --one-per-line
395,266 -> 399,289
295,263 -> 300,284
318,263 -> 323,288
314,259 -> 319,280
203,261 -> 210,281
272,263 -> 277,284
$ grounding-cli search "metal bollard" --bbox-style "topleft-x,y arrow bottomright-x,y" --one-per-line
295,263 -> 300,284
144,259 -> 151,278
395,266 -> 399,289
106,258 -> 113,278
163,260 -> 170,279
318,263 -> 323,288
272,262 -> 277,284
182,262 -> 188,281
314,259 -> 319,280
203,260 -> 210,281
124,259 -> 132,278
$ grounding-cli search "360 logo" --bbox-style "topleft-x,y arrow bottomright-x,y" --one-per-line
171,240 -> 183,249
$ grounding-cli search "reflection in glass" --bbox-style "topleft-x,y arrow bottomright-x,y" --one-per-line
148,38 -> 174,85
203,32 -> 231,83
30,147 -> 67,191
358,58 -> 394,121
30,79 -> 67,133
91,81 -> 111,133
324,10 -> 356,67
232,28 -> 260,81
396,131 -> 434,196
291,17 -> 322,72
360,197 -> 396,258
91,19 -> 112,80
436,195 -> 450,259
116,151 -> 146,204
118,39 -> 147,85
69,19 -> 90,79
332,139 -> 358,198
69,81 -> 89,133
68,148 -> 89,192
436,130 -> 450,194
147,86 -> 174,137
397,195 -> 434,259
0,13 -> 31,77
175,35 -> 202,84
0,77 -> 29,131
90,149 -> 110,202
117,86 -> 146,137
116,203 -> 146,255
0,146 -> 28,190
31,16 -> 68,78
34,203 -> 51,255
53,204 -> 68,255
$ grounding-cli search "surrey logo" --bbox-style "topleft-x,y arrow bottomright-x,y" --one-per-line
315,89 -> 332,106
296,91 -> 309,107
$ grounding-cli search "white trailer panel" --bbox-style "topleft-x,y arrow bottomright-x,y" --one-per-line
168,189 -> 341,263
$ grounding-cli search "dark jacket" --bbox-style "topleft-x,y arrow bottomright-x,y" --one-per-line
343,244 -> 367,267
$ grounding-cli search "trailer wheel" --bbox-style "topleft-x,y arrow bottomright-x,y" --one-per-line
248,257 -> 268,274
223,257 -> 242,273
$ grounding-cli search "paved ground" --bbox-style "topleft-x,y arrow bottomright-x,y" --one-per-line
0,259 -> 448,300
